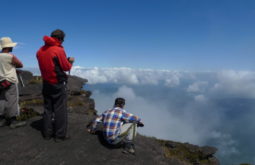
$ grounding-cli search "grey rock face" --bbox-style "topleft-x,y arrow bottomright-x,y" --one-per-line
200,146 -> 218,158
67,75 -> 88,93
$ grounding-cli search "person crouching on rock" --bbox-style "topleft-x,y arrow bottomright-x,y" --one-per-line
36,29 -> 74,142
88,97 -> 144,154
0,37 -> 26,128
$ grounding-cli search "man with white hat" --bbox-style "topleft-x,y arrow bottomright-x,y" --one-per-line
0,37 -> 26,128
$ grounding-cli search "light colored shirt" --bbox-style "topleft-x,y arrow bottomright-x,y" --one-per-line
0,53 -> 18,83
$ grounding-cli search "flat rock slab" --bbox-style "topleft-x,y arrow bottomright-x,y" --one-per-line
0,113 -> 182,165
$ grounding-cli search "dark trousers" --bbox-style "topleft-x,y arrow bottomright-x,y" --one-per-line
42,82 -> 67,138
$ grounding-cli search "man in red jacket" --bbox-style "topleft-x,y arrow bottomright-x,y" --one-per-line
37,29 -> 74,142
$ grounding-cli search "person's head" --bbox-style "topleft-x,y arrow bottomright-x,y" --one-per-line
0,37 -> 17,53
51,29 -> 65,43
114,97 -> 125,108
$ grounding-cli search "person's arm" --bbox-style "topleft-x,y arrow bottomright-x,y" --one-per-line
122,112 -> 144,127
122,111 -> 141,123
11,55 -> 23,68
57,49 -> 73,71
88,114 -> 103,134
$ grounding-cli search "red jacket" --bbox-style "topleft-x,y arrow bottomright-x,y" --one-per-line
37,36 -> 72,84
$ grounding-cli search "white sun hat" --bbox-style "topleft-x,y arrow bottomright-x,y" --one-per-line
0,37 -> 17,49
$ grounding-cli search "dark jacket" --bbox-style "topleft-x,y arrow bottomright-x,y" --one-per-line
37,36 -> 72,84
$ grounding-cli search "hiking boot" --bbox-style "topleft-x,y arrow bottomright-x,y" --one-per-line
9,118 -> 27,129
55,135 -> 71,143
122,142 -> 135,155
43,135 -> 52,141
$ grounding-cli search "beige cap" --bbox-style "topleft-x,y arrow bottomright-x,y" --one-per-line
0,37 -> 17,49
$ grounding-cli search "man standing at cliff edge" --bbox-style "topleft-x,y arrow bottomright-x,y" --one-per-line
37,29 -> 74,142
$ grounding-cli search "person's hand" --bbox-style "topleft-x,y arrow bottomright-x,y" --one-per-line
137,122 -> 144,127
68,57 -> 75,64
87,128 -> 96,134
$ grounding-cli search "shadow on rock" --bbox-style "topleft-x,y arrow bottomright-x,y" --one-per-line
95,130 -> 123,150
30,118 -> 43,133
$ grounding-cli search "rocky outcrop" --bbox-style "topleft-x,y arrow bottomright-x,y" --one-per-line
0,70 -> 220,165
159,140 -> 219,165
17,70 -> 96,116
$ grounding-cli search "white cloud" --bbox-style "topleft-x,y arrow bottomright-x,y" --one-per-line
210,131 -> 239,156
164,74 -> 180,87
211,70 -> 255,98
194,94 -> 207,102
71,66 -> 181,87
72,67 -> 255,99
187,81 -> 208,93
113,86 -> 136,100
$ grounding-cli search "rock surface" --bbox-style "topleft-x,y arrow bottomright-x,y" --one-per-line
0,71 -> 220,165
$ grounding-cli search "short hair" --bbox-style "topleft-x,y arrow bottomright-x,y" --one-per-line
51,29 -> 65,41
114,97 -> 125,107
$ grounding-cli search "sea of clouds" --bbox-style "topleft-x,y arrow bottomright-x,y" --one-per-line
30,66 -> 255,164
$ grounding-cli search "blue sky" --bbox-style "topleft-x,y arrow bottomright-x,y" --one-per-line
1,0 -> 255,70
